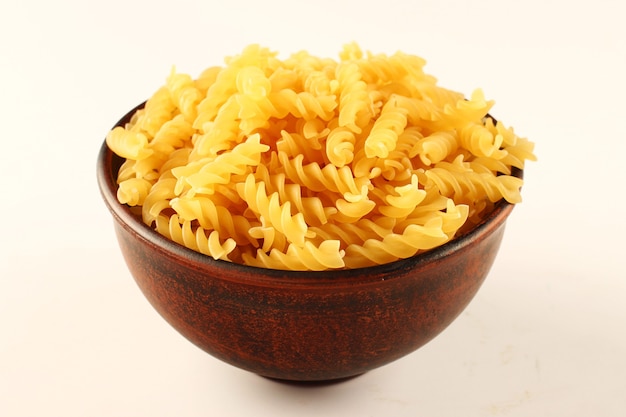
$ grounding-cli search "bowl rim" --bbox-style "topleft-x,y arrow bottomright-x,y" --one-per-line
96,102 -> 519,288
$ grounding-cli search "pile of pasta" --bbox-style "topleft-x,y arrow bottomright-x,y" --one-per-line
106,43 -> 535,270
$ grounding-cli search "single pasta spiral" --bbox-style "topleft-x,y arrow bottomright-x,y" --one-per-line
254,164 -> 336,227
170,195 -> 258,247
166,69 -> 203,123
237,174 -> 313,246
155,214 -> 237,261
325,125 -> 356,167
343,200 -> 467,268
278,152 -> 370,196
173,134 -> 269,196
420,157 -> 524,205
335,61 -> 370,134
243,240 -> 345,271
411,130 -> 458,166
134,86 -> 177,138
364,97 -> 408,158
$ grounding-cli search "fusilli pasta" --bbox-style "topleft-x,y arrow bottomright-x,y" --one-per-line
107,44 -> 535,270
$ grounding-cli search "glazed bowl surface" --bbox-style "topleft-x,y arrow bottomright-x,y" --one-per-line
97,103 -> 518,382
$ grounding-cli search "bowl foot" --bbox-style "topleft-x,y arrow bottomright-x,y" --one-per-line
260,373 -> 364,386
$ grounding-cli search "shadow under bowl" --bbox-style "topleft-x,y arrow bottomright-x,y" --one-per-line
96,103 -> 519,382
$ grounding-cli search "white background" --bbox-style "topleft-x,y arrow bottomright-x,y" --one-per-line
1,0 -> 625,416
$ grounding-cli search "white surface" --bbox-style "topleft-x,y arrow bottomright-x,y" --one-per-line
1,0 -> 625,416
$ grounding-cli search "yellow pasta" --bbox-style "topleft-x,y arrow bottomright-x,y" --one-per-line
155,214 -> 237,261
364,97 -> 409,159
166,69 -> 203,123
108,43 -> 535,270
236,174 -> 314,246
116,177 -> 152,206
133,86 -> 177,138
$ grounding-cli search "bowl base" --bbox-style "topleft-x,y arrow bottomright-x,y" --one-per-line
260,373 -> 365,386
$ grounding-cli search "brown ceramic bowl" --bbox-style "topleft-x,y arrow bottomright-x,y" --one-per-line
97,103 -> 520,382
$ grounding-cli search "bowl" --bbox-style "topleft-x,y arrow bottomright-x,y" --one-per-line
97,103 -> 519,382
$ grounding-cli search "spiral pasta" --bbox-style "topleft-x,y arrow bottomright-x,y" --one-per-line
364,96 -> 409,159
335,61 -> 370,134
326,125 -> 356,167
155,214 -> 237,261
130,87 -> 177,138
242,240 -> 345,271
237,174 -> 313,246
173,133 -> 269,196
254,165 -> 335,227
107,43 -> 535,270
343,207 -> 467,268
411,130 -> 458,166
419,156 -> 525,206
166,69 -> 203,123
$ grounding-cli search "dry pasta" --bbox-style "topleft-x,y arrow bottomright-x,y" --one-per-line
106,43 -> 535,270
